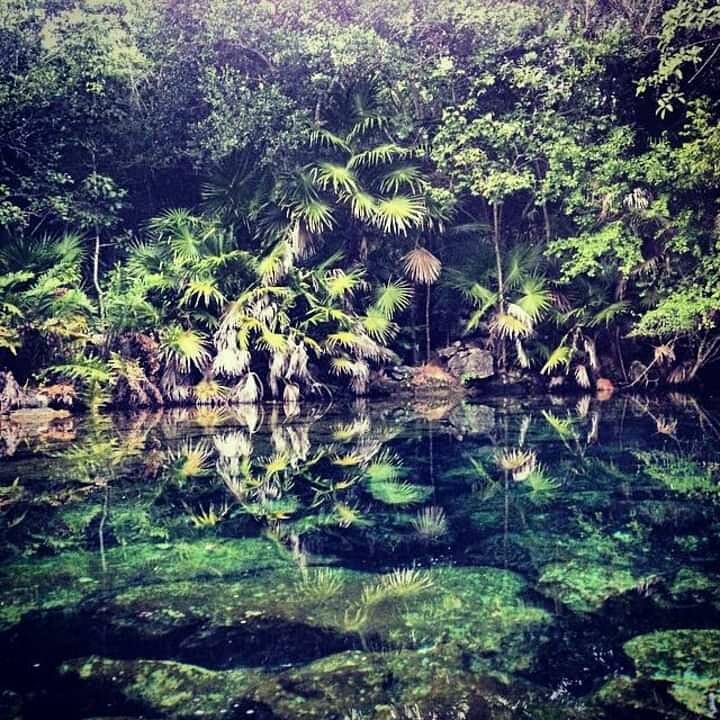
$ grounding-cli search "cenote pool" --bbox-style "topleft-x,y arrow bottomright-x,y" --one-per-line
0,394 -> 719,719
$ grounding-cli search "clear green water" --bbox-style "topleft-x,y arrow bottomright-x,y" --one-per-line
0,395 -> 719,719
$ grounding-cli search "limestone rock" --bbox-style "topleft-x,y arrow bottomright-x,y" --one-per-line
445,346 -> 494,381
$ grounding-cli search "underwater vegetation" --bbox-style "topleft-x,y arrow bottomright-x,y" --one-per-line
623,630 -> 720,718
0,395 -> 719,718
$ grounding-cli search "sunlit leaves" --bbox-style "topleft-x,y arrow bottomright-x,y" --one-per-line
349,143 -> 411,169
541,345 -> 572,375
181,279 -> 226,308
362,308 -> 396,342
314,162 -> 358,195
380,165 -> 426,194
489,312 -> 531,339
160,325 -> 211,372
324,268 -> 365,298
366,479 -> 432,506
347,190 -> 377,221
375,196 -> 426,235
373,280 -> 413,319
294,198 -> 334,234
310,128 -> 351,153
516,278 -> 552,323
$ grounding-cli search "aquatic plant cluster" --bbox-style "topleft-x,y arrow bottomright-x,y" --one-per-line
0,394 -> 719,718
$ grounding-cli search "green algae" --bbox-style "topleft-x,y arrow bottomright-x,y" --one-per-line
666,568 -> 720,609
623,629 -> 720,718
635,451 -> 720,497
93,567 -> 551,678
0,537 -> 293,628
538,560 -> 641,613
61,648 -> 520,720
527,520 -> 658,612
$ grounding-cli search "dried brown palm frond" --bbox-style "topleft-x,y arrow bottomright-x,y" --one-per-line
656,416 -> 678,436
623,187 -> 651,212
228,373 -> 264,404
212,342 -> 250,377
269,350 -> 288,398
587,411 -> 600,443
654,343 -> 676,364
160,367 -> 193,402
515,338 -> 530,368
576,395 -> 591,418
575,364 -> 591,389
583,337 -> 599,371
289,219 -> 316,259
402,247 -> 441,285
283,382 -> 300,405
286,340 -> 311,381
667,363 -> 691,385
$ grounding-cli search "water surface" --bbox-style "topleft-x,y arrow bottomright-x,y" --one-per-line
1,394 -> 719,719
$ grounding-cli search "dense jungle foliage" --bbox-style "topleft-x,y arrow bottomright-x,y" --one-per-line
1,0 -> 720,407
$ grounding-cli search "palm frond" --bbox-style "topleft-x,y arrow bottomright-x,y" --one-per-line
314,162 -> 358,195
489,312 -> 531,339
402,247 -> 441,284
181,278 -> 226,308
373,279 -> 413,319
324,268 -> 365,298
589,301 -> 630,327
541,345 -> 572,375
349,143 -> 411,169
516,277 -> 552,322
160,325 -> 211,372
375,196 -> 426,236
310,128 -> 351,153
361,308 -> 396,343
346,190 -> 377,221
380,164 -> 426,194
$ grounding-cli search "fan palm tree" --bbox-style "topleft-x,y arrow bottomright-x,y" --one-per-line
453,244 -> 553,372
403,246 -> 442,361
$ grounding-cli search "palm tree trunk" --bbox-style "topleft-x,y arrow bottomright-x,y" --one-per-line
412,293 -> 418,366
492,202 -> 506,372
425,283 -> 431,362
93,229 -> 105,320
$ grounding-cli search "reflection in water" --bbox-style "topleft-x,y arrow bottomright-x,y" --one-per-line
0,394 -> 719,719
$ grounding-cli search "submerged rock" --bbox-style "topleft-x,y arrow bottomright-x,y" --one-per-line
99,565 -> 550,673
0,537 -> 295,629
60,647 -> 521,719
448,402 -> 495,437
623,629 -> 720,718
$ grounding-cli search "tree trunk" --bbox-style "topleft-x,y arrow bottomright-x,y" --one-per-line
425,283 -> 432,362
492,201 -> 507,372
411,292 -> 418,366
93,229 -> 105,320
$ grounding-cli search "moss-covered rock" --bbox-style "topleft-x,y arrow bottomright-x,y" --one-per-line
0,537 -> 293,628
667,568 -> 720,609
526,521 -> 660,613
61,648 -> 521,720
623,629 -> 720,718
594,676 -> 700,719
103,565 -> 549,675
